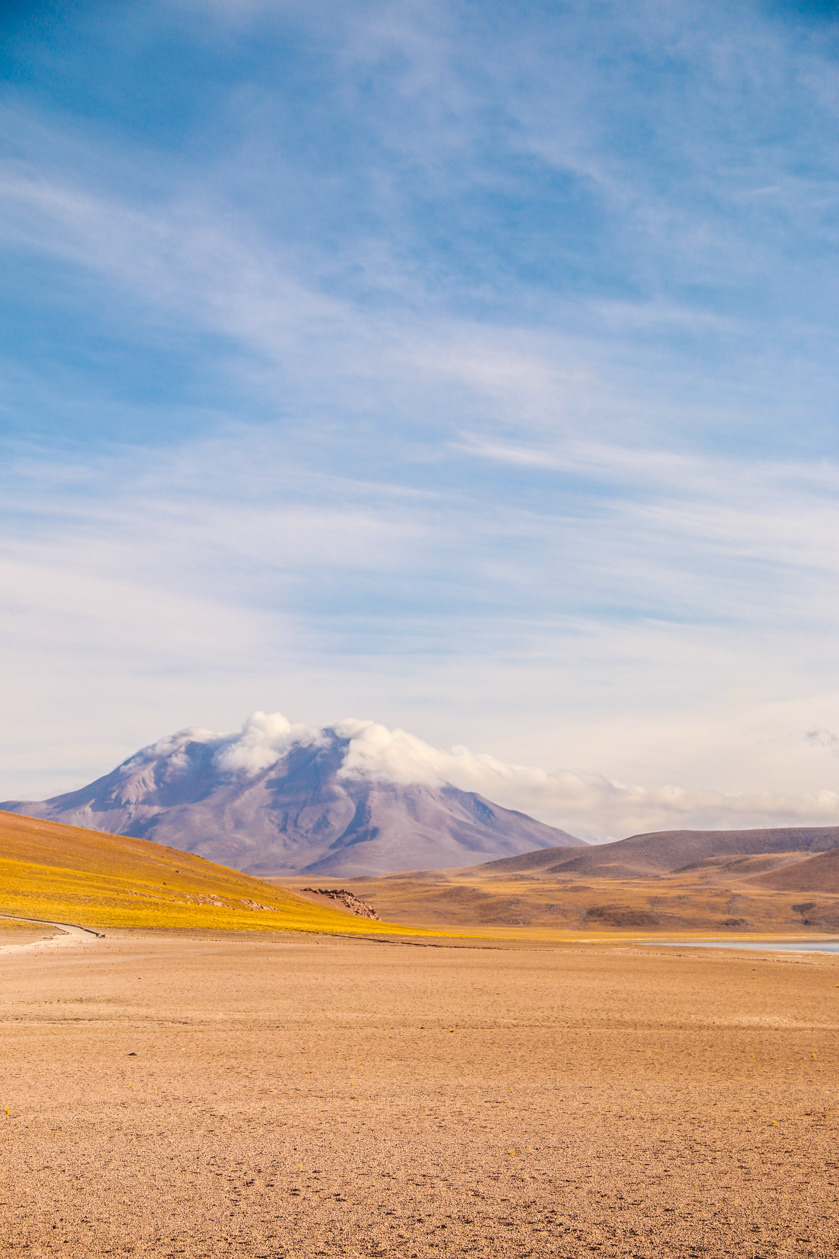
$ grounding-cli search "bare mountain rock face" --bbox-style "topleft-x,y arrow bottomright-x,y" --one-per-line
1,726 -> 584,877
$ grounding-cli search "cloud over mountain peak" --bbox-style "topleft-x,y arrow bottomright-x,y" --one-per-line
5,714 -> 839,871
1,714 -> 583,876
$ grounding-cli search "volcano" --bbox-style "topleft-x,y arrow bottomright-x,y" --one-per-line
1,716 -> 584,876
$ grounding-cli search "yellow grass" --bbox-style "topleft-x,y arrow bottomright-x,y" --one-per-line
9,809 -> 834,947
282,862 -> 839,941
0,811 -> 441,937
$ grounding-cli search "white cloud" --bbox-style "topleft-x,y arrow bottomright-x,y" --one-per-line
331,715 -> 839,840
4,427 -> 839,806
334,717 -> 460,784
214,711 -> 320,774
119,711 -> 839,842
4,0 -> 839,813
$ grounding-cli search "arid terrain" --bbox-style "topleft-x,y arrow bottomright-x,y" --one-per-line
323,866 -> 839,936
1,929 -> 838,1258
0,810 -> 430,939
309,828 -> 839,936
0,919 -> 61,947
2,812 -> 839,1256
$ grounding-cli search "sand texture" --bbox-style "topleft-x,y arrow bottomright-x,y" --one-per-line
1,934 -> 838,1257
0,918 -> 62,947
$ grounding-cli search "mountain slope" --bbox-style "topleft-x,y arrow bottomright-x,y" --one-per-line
0,810 -> 425,935
749,845 -> 839,894
1,719 -> 583,876
475,826 -> 839,879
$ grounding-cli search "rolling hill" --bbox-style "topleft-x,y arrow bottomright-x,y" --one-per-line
0,810 -> 430,936
477,826 -> 839,879
1,718 -> 583,876
750,845 -> 839,894
325,824 -> 839,935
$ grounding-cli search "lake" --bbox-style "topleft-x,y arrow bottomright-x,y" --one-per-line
648,939 -> 839,953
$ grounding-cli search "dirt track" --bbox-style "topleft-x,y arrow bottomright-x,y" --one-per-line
0,916 -> 100,956
1,933 -> 838,1257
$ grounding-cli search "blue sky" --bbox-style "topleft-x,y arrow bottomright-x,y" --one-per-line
3,0 -> 839,835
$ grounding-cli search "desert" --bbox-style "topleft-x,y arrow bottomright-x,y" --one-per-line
2,930 -> 838,1258
331,825 -> 839,937
2,809 -> 839,1258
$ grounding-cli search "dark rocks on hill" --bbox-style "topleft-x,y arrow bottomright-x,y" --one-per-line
301,888 -> 379,919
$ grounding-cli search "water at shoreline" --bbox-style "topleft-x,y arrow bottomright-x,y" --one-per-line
647,939 -> 839,953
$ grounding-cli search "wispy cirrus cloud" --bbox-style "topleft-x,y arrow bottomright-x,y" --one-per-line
2,0 -> 839,825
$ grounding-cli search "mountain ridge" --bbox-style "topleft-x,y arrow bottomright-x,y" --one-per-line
1,720 -> 584,876
473,825 -> 839,879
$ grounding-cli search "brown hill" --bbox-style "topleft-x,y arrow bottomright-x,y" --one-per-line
320,824 -> 839,935
750,846 -> 839,894
476,844 -> 584,875
477,826 -> 839,879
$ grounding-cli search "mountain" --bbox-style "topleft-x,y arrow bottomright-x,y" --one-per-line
1,717 -> 584,876
0,809 -> 416,936
475,825 -> 839,879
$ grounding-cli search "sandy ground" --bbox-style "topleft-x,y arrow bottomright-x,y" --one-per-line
1,933 -> 838,1258
0,917 -> 100,957
0,919 -> 63,949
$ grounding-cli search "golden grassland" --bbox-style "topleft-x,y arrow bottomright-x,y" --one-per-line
0,811 -> 440,937
5,808 -> 839,946
279,857 -> 839,939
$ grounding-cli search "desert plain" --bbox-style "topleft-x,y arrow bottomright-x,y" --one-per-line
1,927 -> 838,1259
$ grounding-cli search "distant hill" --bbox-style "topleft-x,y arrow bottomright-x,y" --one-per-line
750,846 -> 839,894
344,824 -> 839,935
476,826 -> 839,879
476,844 -> 585,875
0,810 -> 423,935
1,720 -> 583,876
